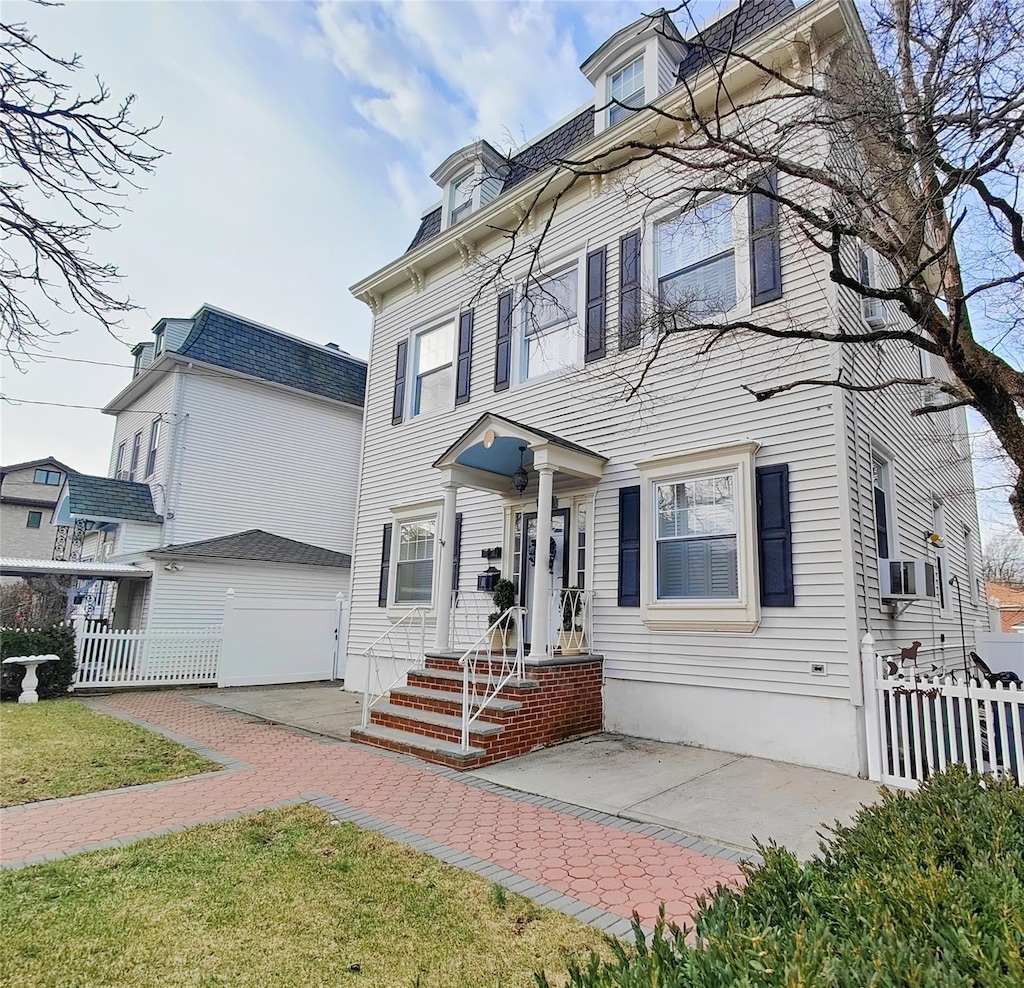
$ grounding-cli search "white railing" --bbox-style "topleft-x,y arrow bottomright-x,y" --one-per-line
863,636 -> 1023,787
73,624 -> 221,688
449,590 -> 493,651
459,606 -> 526,750
361,607 -> 428,728
549,587 -> 594,655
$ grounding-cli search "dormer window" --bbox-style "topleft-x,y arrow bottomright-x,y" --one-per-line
154,329 -> 165,356
609,55 -> 645,125
449,173 -> 474,227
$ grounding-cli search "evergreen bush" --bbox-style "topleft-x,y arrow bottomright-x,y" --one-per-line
538,767 -> 1024,987
0,623 -> 76,700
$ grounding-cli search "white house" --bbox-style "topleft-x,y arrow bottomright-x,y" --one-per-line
343,0 -> 987,776
48,303 -> 366,643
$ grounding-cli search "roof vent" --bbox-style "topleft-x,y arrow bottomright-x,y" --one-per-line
325,342 -> 340,350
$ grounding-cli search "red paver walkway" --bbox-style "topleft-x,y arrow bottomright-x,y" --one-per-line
0,692 -> 742,927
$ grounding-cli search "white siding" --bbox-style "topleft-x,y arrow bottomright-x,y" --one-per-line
656,41 -> 678,96
115,521 -> 162,557
166,373 -> 362,552
146,559 -> 348,630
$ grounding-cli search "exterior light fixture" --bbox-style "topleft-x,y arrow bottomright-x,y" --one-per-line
512,446 -> 529,495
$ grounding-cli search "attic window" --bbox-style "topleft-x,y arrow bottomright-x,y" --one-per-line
609,55 -> 644,125
154,329 -> 165,356
449,173 -> 474,226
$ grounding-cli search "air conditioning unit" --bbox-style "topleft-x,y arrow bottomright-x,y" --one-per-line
880,557 -> 938,600
862,298 -> 887,328
115,470 -> 130,481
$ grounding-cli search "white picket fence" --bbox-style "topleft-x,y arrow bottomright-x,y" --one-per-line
73,623 -> 221,689
863,635 -> 1023,788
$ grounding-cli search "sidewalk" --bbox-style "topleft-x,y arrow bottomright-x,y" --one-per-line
0,692 -> 745,933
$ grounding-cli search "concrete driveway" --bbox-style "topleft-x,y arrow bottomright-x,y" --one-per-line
471,733 -> 881,860
189,682 -> 363,740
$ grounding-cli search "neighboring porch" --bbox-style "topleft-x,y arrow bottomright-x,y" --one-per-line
352,412 -> 608,769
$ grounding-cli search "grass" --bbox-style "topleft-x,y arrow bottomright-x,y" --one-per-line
0,804 -> 610,988
0,699 -> 219,806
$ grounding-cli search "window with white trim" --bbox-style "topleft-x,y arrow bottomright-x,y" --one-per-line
128,431 -> 142,482
656,197 -> 737,315
412,321 -> 455,418
449,172 -> 473,227
932,501 -> 951,617
609,55 -> 644,126
154,329 -> 165,356
145,418 -> 160,478
115,442 -> 127,480
520,266 -> 580,382
638,442 -> 760,632
655,473 -> 738,599
394,518 -> 436,605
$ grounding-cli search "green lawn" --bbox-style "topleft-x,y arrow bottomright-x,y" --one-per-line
0,804 -> 609,988
0,699 -> 219,806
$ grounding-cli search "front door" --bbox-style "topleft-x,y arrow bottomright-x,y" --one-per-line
520,508 -> 570,647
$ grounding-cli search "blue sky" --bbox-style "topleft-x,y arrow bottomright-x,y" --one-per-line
0,1 -> 1017,536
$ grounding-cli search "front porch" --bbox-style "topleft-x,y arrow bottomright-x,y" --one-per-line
352,412 -> 608,769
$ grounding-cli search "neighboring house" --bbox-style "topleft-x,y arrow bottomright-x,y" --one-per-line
986,582 -> 1024,635
0,457 -> 78,580
343,0 -> 986,776
49,303 -> 366,633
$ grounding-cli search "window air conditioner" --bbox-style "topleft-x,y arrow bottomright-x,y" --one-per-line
880,558 -> 938,600
862,297 -> 887,328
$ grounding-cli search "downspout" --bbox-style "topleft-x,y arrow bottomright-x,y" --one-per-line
163,367 -> 189,546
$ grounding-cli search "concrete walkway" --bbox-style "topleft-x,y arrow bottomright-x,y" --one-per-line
474,733 -> 880,860
0,692 -> 745,934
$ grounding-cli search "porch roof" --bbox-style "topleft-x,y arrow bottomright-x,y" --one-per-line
0,557 -> 150,579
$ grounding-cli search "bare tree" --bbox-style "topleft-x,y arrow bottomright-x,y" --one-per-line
982,527 -> 1024,587
0,5 -> 162,357
483,0 -> 1024,531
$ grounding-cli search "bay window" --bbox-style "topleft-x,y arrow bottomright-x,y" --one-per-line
656,196 -> 737,315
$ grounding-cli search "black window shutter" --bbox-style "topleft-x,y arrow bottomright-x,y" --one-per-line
619,231 -> 641,350
494,291 -> 513,391
455,311 -> 474,405
874,487 -> 890,559
378,523 -> 392,607
749,168 -> 782,306
452,512 -> 463,592
756,464 -> 794,606
618,485 -> 641,607
585,247 -> 607,362
392,341 -> 408,425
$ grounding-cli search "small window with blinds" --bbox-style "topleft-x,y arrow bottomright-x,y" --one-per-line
395,518 -> 436,605
655,472 -> 738,600
412,321 -> 455,418
656,197 -> 737,316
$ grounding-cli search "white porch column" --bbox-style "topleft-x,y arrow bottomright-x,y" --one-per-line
433,482 -> 459,651
529,465 -> 555,659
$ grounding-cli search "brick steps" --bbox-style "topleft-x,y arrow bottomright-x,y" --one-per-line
351,652 -> 605,771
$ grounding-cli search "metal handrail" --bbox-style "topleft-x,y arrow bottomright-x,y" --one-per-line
361,607 -> 428,728
458,606 -> 526,750
448,590 -> 492,651
549,587 -> 594,655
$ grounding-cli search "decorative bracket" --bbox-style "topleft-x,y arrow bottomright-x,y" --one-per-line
357,291 -> 382,315
406,265 -> 425,293
675,118 -> 694,143
454,236 -> 477,268
588,173 -> 604,198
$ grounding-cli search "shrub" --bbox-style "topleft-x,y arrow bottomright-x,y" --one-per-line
0,623 -> 76,701
539,767 -> 1024,988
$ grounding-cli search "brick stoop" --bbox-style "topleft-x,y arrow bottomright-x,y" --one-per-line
350,651 -> 604,770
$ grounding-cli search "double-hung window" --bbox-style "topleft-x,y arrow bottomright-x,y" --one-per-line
154,329 -> 165,356
449,173 -> 473,227
412,322 -> 454,418
872,457 -> 891,559
655,473 -> 739,600
145,418 -> 160,478
115,442 -> 127,480
657,197 -> 737,315
128,431 -> 142,482
609,55 -> 644,126
395,519 -> 436,605
522,268 -> 579,382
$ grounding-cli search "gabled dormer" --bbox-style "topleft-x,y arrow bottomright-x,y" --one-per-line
131,318 -> 196,379
581,9 -> 688,136
430,140 -> 508,232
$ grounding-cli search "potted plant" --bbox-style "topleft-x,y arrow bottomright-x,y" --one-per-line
487,578 -> 517,652
557,587 -> 586,656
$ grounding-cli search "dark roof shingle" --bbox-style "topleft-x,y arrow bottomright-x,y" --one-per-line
175,308 -> 367,407
677,0 -> 795,81
151,529 -> 351,568
408,207 -> 442,251
67,474 -> 162,524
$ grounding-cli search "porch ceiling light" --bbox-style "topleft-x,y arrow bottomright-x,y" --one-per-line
512,445 -> 529,495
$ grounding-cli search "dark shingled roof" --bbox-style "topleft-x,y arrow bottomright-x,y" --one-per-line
500,107 -> 595,192
151,529 -> 351,568
408,207 -> 442,251
1,456 -> 77,479
175,307 -> 367,407
67,474 -> 162,524
677,0 -> 795,81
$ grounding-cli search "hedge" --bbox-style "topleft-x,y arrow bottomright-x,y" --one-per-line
0,624 -> 76,701
539,767 -> 1024,988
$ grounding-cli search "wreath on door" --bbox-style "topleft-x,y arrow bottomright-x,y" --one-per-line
527,536 -> 558,574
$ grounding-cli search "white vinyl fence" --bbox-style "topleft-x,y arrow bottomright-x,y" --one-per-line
862,634 -> 1023,788
73,621 -> 220,689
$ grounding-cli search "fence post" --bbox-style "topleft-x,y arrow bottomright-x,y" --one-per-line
860,633 -> 883,782
72,616 -> 86,689
987,597 -> 1002,633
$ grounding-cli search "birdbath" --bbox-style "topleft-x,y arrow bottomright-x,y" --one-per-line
3,654 -> 59,704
